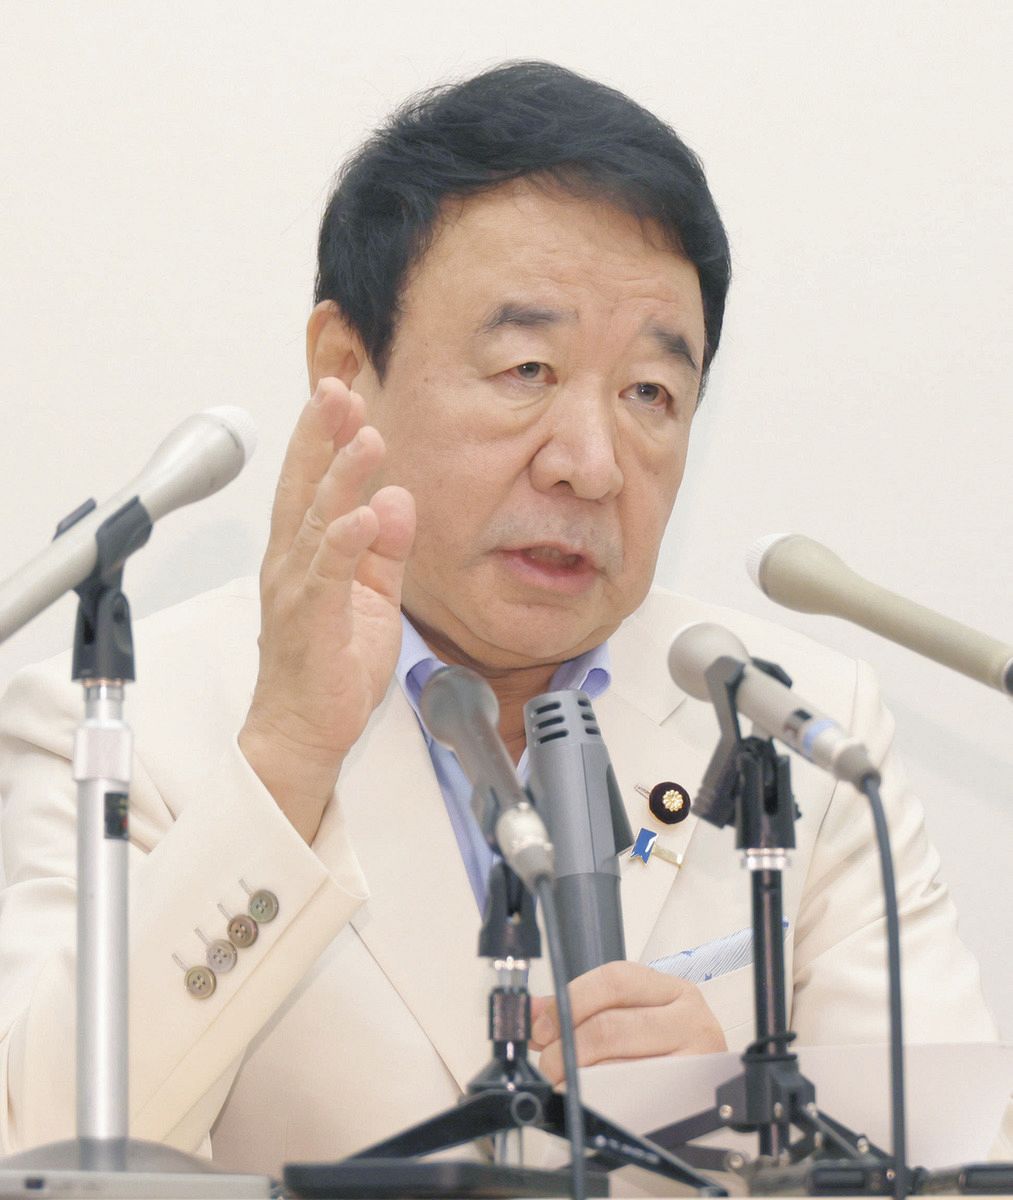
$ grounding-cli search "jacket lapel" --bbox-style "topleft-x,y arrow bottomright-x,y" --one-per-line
309,596 -> 716,1089
313,680 -> 489,1093
599,603 -> 713,964
596,691 -> 709,964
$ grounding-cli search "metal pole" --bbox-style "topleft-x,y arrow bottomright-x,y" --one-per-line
491,957 -> 528,1167
750,868 -> 787,1046
73,680 -> 131,1147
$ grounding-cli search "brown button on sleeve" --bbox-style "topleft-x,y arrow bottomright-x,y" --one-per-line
227,913 -> 258,949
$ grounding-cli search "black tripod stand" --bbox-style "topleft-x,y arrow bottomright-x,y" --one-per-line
285,860 -> 725,1198
633,654 -> 899,1195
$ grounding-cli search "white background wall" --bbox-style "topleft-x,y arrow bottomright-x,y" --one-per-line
1,2 -> 1010,1037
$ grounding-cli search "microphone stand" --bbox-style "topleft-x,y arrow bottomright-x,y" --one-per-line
629,654 -> 900,1195
0,498 -> 269,1198
285,857 -> 724,1198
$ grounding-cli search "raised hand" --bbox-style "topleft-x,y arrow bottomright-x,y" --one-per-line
239,377 -> 415,843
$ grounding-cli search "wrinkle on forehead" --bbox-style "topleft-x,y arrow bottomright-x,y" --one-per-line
398,180 -> 704,362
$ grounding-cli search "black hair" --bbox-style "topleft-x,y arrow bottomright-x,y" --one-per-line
315,61 -> 731,382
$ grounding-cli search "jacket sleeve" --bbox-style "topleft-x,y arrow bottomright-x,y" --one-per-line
790,657 -> 998,1046
0,657 -> 368,1156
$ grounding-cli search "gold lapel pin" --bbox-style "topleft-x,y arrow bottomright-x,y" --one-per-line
636,781 -> 692,825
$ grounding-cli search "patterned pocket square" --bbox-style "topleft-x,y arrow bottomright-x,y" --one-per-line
649,919 -> 789,984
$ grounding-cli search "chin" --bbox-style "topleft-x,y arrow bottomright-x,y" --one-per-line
407,578 -> 625,669
473,608 -> 615,668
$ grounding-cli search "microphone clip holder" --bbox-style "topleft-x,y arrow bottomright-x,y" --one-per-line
694,654 -> 799,848
64,494 -> 152,684
640,654 -> 899,1193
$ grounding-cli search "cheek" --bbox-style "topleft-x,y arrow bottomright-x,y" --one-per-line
619,455 -> 687,564
401,458 -> 497,572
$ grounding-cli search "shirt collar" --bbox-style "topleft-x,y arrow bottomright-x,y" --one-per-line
396,612 -> 612,737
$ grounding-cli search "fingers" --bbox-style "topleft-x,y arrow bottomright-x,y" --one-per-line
355,486 -> 416,605
285,424 -> 386,581
570,961 -> 689,1024
529,994 -> 551,1026
244,381 -> 414,835
266,378 -> 366,561
308,506 -> 382,585
291,481 -> 414,639
537,1004 -> 671,1085
265,383 -> 415,617
530,962 -> 727,1085
531,961 -> 687,1046
536,995 -> 725,1085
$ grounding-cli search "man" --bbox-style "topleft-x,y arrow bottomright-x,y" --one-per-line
0,62 -> 998,1173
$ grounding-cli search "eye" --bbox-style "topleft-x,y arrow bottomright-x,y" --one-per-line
623,381 -> 672,410
510,361 -> 549,382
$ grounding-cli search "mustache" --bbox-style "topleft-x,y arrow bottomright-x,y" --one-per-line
481,516 -> 623,574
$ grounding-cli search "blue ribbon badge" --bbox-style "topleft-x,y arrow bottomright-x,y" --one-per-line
630,827 -> 658,864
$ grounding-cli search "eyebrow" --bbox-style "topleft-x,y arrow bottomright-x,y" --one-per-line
475,302 -> 576,336
475,302 -> 701,377
647,323 -> 700,377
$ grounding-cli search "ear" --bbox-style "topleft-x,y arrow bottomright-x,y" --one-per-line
306,301 -> 366,389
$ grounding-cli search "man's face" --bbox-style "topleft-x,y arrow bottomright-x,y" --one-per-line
352,180 -> 705,669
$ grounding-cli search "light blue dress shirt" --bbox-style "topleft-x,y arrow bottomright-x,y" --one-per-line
395,614 -> 612,911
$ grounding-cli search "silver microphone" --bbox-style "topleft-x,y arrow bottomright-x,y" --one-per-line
669,621 -> 879,787
420,665 -> 555,890
525,690 -> 631,981
0,407 -> 257,644
748,532 -> 1013,696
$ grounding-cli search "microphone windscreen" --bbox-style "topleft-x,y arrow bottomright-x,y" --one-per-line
205,406 -> 258,464
745,531 -> 792,593
418,666 -> 499,749
746,532 -> 857,615
668,622 -> 749,699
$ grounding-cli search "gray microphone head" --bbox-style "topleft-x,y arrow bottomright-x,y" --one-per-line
134,406 -> 259,521
668,622 -> 749,700
0,406 -> 259,645
418,665 -> 499,749
205,406 -> 258,464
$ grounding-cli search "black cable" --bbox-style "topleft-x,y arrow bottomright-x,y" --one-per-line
536,877 -> 587,1200
861,775 -> 908,1200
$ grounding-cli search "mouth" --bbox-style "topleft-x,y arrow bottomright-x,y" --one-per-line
497,543 -> 600,594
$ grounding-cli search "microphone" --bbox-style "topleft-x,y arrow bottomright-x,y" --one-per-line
748,533 -> 1013,697
419,665 -> 554,891
0,407 -> 258,644
669,621 -> 879,787
524,690 -> 632,982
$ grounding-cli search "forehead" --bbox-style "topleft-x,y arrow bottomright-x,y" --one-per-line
399,180 -> 704,341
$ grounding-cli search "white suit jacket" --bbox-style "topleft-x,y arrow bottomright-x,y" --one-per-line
0,578 -> 999,1174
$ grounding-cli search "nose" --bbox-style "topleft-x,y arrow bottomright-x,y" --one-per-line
528,386 -> 624,501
